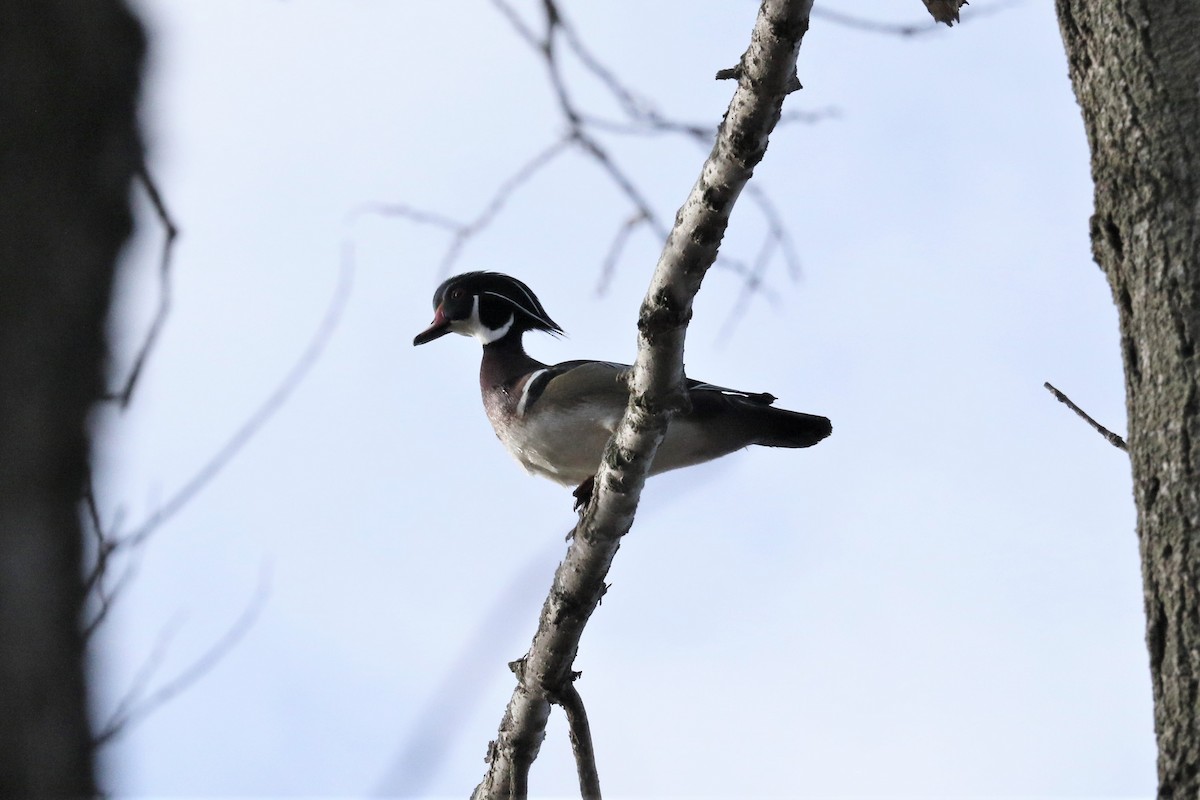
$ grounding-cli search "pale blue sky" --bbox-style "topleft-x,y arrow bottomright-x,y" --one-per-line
94,1 -> 1150,796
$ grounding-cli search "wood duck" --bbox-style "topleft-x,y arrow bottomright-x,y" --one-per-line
414,271 -> 831,506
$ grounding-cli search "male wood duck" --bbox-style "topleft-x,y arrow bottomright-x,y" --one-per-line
414,271 -> 831,506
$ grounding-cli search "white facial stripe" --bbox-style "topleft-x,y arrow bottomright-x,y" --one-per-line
472,295 -> 516,343
480,290 -> 556,332
516,368 -> 548,417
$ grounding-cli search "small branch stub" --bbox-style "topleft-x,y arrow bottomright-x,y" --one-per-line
1043,381 -> 1128,451
922,0 -> 968,26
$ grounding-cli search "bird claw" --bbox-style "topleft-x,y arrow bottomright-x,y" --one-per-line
572,476 -> 595,511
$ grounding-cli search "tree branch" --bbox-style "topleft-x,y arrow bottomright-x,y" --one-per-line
471,1 -> 814,796
116,249 -> 353,552
557,677 -> 601,800
94,565 -> 270,747
105,161 -> 178,408
1043,381 -> 1128,451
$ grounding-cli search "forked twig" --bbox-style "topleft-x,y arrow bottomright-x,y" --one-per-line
353,137 -> 572,277
107,161 -> 178,408
368,0 -> 823,319
94,565 -> 271,747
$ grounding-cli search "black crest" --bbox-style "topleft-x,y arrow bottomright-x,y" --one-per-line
436,271 -> 564,336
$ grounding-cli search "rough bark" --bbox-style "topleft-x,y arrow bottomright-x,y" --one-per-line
0,2 -> 144,794
471,1 -> 813,797
1056,2 -> 1200,795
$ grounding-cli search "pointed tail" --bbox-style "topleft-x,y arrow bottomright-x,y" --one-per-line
752,406 -> 832,449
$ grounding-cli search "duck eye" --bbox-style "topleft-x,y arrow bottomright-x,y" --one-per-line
449,288 -> 466,301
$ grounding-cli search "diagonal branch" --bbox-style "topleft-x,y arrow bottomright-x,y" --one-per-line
354,138 -> 572,278
471,2 -> 814,797
117,249 -> 353,551
106,161 -> 178,408
93,566 -> 270,747
1043,381 -> 1128,451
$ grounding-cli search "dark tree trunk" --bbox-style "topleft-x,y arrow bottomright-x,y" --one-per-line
1056,2 -> 1200,795
0,2 -> 144,794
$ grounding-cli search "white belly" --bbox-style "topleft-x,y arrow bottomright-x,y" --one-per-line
486,401 -> 745,487
488,399 -> 619,486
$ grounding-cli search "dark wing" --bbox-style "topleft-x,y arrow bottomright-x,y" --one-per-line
686,378 -> 830,448
686,377 -> 777,406
520,360 -> 629,418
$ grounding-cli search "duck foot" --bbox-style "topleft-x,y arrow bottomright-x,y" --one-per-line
572,476 -> 595,511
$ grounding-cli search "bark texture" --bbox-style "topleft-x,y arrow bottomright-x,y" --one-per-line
0,2 -> 144,794
1056,2 -> 1200,795
471,1 -> 813,797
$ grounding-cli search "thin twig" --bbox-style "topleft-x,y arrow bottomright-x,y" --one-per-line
94,565 -> 271,747
721,233 -> 785,340
557,678 -> 601,800
351,202 -> 462,232
812,1 -> 1016,36
573,131 -> 667,241
491,0 -> 800,305
595,212 -> 648,296
356,137 -> 572,278
118,249 -> 353,551
1043,381 -> 1128,451
82,463 -> 135,639
99,610 -> 188,743
106,161 -> 179,408
812,6 -> 936,36
83,557 -> 139,640
438,139 -> 572,276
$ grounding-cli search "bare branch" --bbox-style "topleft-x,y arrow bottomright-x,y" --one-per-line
1043,381 -> 1128,451
471,1 -> 814,795
99,610 -> 187,745
812,6 -> 937,37
573,131 -> 667,241
557,678 -> 601,800
813,2 -> 1019,36
595,212 -> 649,296
82,465 -> 135,640
355,137 -> 572,277
118,248 -> 353,551
351,202 -> 462,233
720,228 -> 784,340
490,0 -> 800,304
83,556 -> 138,640
94,565 -> 270,747
106,161 -> 179,408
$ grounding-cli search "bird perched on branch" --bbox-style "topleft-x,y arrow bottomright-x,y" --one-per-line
414,271 -> 831,507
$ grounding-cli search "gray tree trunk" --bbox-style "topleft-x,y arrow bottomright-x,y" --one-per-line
1056,2 -> 1200,795
0,2 -> 144,794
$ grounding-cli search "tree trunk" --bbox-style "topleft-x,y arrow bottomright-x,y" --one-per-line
1056,2 -> 1200,795
0,2 -> 144,794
